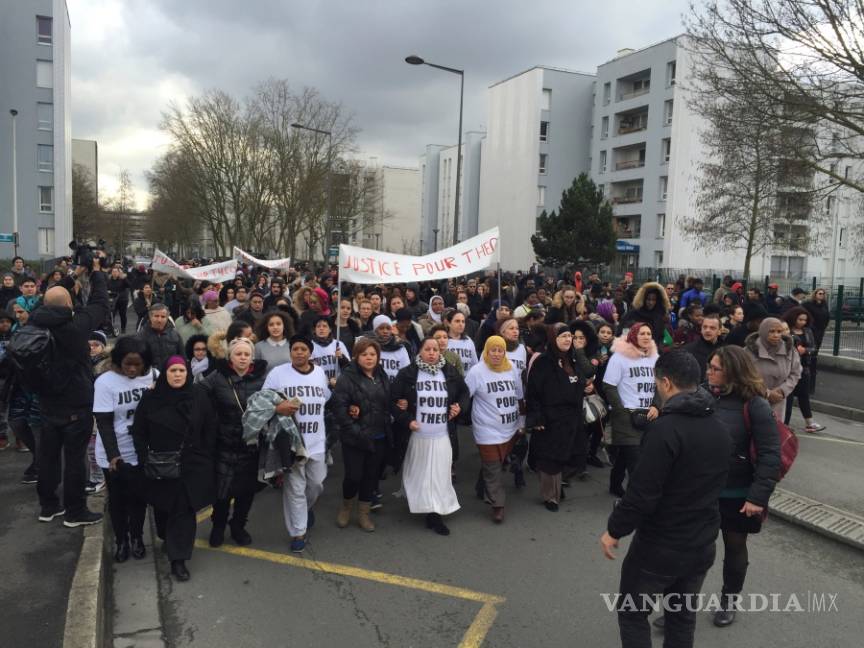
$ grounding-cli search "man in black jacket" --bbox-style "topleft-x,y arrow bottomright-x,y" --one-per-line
600,350 -> 731,648
683,313 -> 725,377
29,259 -> 110,527
137,303 -> 183,369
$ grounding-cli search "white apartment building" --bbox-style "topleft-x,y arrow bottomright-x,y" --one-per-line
0,0 -> 72,259
431,130 -> 485,250
353,164 -> 421,255
477,66 -> 595,270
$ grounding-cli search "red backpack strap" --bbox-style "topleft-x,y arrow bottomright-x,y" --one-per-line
742,400 -> 751,430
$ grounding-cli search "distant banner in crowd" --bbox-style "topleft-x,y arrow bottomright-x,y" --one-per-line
338,227 -> 500,284
151,249 -> 238,281
233,247 -> 292,271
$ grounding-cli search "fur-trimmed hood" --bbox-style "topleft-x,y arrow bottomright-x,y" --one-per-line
208,330 -> 227,360
611,334 -> 658,360
632,281 -> 671,313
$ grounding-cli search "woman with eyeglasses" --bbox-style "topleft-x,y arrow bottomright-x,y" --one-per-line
704,346 -> 780,627
803,288 -> 830,395
185,334 -> 216,380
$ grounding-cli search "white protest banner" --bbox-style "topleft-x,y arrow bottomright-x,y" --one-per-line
151,249 -> 238,282
233,247 -> 292,271
338,227 -> 499,284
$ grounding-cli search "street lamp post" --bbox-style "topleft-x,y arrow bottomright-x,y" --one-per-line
432,228 -> 439,251
9,109 -> 19,257
405,55 -> 463,247
291,122 -> 334,258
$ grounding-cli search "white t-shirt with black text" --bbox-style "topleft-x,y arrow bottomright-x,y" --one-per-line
465,362 -> 523,445
93,370 -> 159,469
380,346 -> 411,382
311,339 -> 350,381
603,352 -> 658,409
415,369 -> 450,439
506,344 -> 527,376
263,363 -> 331,456
448,337 -> 478,373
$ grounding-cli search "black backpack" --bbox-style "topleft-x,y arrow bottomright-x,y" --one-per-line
7,324 -> 64,395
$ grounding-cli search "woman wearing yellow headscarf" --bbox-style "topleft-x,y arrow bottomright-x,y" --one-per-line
464,336 -> 524,523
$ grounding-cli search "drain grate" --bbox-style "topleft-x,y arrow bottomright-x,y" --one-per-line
769,488 -> 864,551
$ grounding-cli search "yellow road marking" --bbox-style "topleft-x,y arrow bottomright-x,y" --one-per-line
192,505 -> 504,646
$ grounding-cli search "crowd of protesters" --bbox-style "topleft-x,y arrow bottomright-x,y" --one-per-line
0,252 -> 829,647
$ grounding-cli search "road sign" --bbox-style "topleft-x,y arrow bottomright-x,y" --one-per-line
328,245 -> 339,257
0,233 -> 15,243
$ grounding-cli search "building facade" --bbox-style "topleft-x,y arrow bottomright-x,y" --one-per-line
71,138 -> 98,195
477,67 -> 596,270
0,0 -> 72,260
354,165 -> 421,255
418,144 -> 446,254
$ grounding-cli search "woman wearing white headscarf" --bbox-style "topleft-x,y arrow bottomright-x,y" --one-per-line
418,295 -> 447,335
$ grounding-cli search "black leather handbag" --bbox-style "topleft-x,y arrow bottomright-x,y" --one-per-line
144,448 -> 182,480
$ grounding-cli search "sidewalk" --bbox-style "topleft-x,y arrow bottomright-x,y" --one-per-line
0,451 -> 83,647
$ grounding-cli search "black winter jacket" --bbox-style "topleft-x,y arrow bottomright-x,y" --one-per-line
606,388 -> 731,551
138,323 -> 184,370
683,336 -> 725,377
331,362 -> 392,452
525,352 -> 588,466
28,270 -> 110,415
713,393 -> 780,507
803,300 -> 830,347
132,385 -> 217,512
199,359 -> 268,499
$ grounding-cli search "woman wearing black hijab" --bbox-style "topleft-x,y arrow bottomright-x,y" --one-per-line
132,355 -> 217,582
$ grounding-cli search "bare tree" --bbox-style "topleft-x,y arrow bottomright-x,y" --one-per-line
146,150 -> 205,256
101,170 -> 135,256
71,162 -> 101,242
686,0 -> 864,195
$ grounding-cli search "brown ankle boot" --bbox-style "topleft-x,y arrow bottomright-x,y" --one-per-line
357,501 -> 376,532
336,497 -> 356,528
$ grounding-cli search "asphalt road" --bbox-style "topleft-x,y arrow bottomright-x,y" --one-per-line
783,409 -> 864,518
0,450 -> 84,648
149,430 -> 864,648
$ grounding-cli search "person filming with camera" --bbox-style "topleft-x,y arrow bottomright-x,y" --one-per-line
12,250 -> 111,527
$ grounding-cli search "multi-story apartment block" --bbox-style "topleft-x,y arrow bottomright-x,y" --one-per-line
0,0 -> 72,260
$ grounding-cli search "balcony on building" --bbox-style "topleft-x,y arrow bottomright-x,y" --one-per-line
613,143 -> 646,171
616,69 -> 651,102
614,215 -> 642,239
609,179 -> 644,205
616,106 -> 649,136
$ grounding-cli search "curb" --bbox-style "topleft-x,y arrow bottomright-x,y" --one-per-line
769,487 -> 864,552
62,494 -> 108,648
810,399 -> 864,422
818,355 -> 864,374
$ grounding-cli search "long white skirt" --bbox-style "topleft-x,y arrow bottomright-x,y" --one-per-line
401,433 -> 460,515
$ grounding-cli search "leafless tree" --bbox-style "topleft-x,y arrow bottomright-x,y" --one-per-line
71,162 -> 101,242
686,0 -> 864,195
146,150 -> 205,257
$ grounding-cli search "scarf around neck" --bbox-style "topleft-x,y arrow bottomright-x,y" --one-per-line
416,355 -> 446,375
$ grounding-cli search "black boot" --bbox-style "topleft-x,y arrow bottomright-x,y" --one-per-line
170,560 -> 190,582
425,513 -> 450,536
229,521 -> 252,546
209,525 -> 225,548
114,535 -> 130,563
713,594 -> 738,627
130,536 -> 146,559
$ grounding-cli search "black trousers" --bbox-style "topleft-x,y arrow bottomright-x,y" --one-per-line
154,507 -> 197,561
113,299 -> 129,333
211,493 -> 255,529
342,440 -> 388,502
37,414 -> 91,515
617,539 -> 716,648
103,467 -> 147,540
784,375 -> 813,423
609,445 -> 640,491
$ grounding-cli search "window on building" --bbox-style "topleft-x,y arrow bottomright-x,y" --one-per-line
598,184 -> 605,198
37,60 -> 54,88
827,195 -> 835,212
38,228 -> 55,256
661,138 -> 671,163
846,165 -> 852,179
37,102 -> 53,130
39,186 -> 53,212
601,116 -> 609,139
603,82 -> 611,105
37,16 -> 52,44
538,186 -> 546,207
600,150 -> 607,173
666,60 -> 677,86
539,154 -> 548,175
839,227 -> 847,249
37,144 -> 53,172
657,213 -> 666,238
541,88 -> 552,110
770,255 -> 805,278
664,99 -> 674,125
540,121 -> 549,142
660,176 -> 668,200
654,250 -> 664,267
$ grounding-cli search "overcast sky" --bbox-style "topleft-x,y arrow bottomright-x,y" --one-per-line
69,0 -> 691,209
